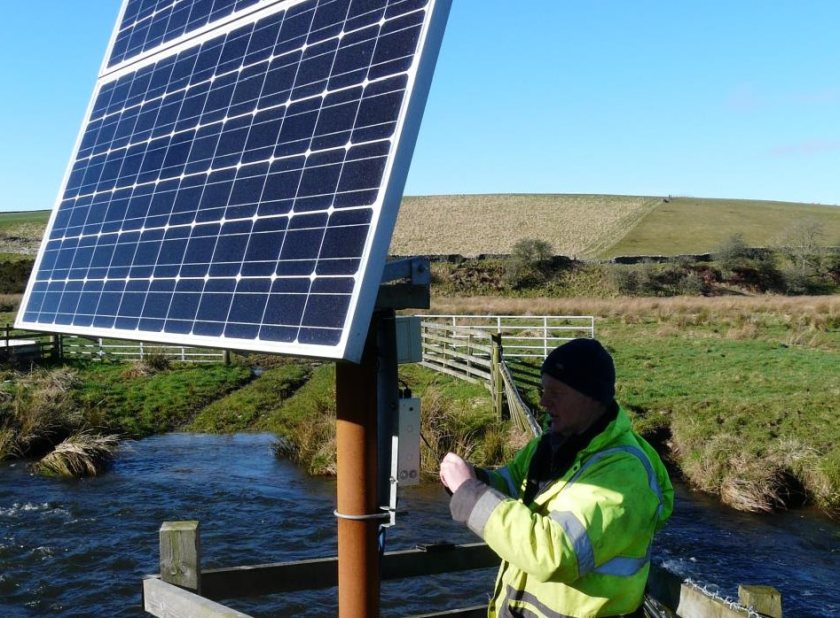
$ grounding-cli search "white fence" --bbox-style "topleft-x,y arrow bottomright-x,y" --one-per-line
61,336 -> 227,364
418,314 -> 595,359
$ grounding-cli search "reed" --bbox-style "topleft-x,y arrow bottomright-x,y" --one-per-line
0,367 -> 80,460
33,432 -> 119,478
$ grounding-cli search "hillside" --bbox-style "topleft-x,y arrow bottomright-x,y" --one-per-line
390,194 -> 660,257
3,194 -> 840,260
392,194 -> 840,258
604,197 -> 840,258
0,210 -> 49,258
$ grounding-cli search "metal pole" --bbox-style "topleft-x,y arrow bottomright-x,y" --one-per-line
376,310 -> 399,525
335,314 -> 380,617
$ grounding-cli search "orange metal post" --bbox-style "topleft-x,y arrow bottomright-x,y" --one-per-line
335,318 -> 380,617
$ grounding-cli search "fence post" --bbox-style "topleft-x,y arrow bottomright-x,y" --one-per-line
223,350 -> 231,365
159,520 -> 201,593
52,334 -> 61,360
543,317 -> 548,357
491,334 -> 504,420
466,332 -> 473,378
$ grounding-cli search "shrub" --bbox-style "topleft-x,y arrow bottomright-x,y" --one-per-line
503,238 -> 554,289
715,233 -> 751,272
0,260 -> 34,294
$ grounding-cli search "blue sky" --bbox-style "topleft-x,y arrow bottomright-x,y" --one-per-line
2,1 -> 839,212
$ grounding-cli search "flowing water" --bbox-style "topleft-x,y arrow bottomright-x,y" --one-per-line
1,433 -> 838,617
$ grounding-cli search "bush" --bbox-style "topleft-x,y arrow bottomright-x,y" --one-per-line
715,233 -> 751,272
503,238 -> 554,289
611,261 -> 715,296
0,260 -> 34,294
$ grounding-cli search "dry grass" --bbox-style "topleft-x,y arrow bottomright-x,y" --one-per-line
0,293 -> 21,313
391,194 -> 659,258
430,295 -> 840,334
0,367 -> 82,459
33,432 -> 119,478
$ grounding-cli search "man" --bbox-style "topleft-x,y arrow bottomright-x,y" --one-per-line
440,338 -> 673,618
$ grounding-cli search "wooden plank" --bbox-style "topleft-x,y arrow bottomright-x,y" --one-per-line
419,361 -> 482,385
160,521 -> 201,592
739,585 -> 782,618
143,578 -> 252,618
421,331 -> 493,354
421,354 -> 492,381
201,543 -> 498,601
422,345 -> 493,369
676,583 -> 752,618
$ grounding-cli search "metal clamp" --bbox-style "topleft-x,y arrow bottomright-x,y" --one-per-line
333,509 -> 391,521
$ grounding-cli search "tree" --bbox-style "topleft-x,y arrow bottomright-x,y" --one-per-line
503,238 -> 554,289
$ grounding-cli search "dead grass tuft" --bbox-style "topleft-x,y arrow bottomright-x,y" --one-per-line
33,432 -> 119,478
1,367 -> 81,458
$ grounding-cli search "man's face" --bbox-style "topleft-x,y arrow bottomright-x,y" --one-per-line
540,373 -> 603,436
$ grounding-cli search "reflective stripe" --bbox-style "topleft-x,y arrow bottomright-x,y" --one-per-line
467,487 -> 505,538
564,445 -> 664,516
557,445 -> 661,579
497,466 -> 519,497
500,584 -> 574,618
594,547 -> 651,577
548,510 -> 595,577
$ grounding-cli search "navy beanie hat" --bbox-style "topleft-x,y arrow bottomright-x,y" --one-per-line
540,338 -> 616,405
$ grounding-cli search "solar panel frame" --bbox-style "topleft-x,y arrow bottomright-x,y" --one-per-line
16,0 -> 451,362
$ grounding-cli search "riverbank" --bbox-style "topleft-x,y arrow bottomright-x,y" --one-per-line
2,433 -> 839,617
2,294 -> 838,516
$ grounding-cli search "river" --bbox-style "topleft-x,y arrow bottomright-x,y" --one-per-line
1,433 -> 838,617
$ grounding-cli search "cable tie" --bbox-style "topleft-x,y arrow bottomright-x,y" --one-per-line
333,509 -> 391,521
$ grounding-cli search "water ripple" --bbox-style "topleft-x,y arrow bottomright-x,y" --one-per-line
1,434 -> 839,617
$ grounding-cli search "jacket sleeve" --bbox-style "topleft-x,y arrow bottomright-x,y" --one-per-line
451,451 -> 660,583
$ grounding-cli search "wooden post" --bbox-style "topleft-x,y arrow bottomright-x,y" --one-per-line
739,585 -> 782,618
490,334 -> 504,420
159,521 -> 201,592
335,316 -> 380,617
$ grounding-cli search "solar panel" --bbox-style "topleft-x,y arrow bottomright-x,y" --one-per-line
17,0 -> 450,362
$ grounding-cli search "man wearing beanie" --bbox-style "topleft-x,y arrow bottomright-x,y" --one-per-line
440,338 -> 673,618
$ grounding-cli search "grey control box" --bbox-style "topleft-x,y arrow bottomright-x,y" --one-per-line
395,397 -> 421,486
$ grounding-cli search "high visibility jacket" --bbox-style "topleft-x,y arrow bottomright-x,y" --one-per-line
450,408 -> 673,618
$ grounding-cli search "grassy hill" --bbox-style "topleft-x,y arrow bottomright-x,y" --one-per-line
3,195 -> 840,259
390,194 -> 660,257
392,194 -> 840,258
0,210 -> 50,259
603,197 -> 840,258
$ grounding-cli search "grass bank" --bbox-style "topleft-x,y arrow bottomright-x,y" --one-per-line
189,361 -> 523,478
432,295 -> 840,515
0,360 -> 252,467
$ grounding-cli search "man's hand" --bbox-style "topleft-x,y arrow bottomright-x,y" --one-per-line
439,452 -> 476,494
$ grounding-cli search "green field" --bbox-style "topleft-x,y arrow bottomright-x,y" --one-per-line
0,210 -> 50,232
0,209 -> 50,256
603,197 -> 840,257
